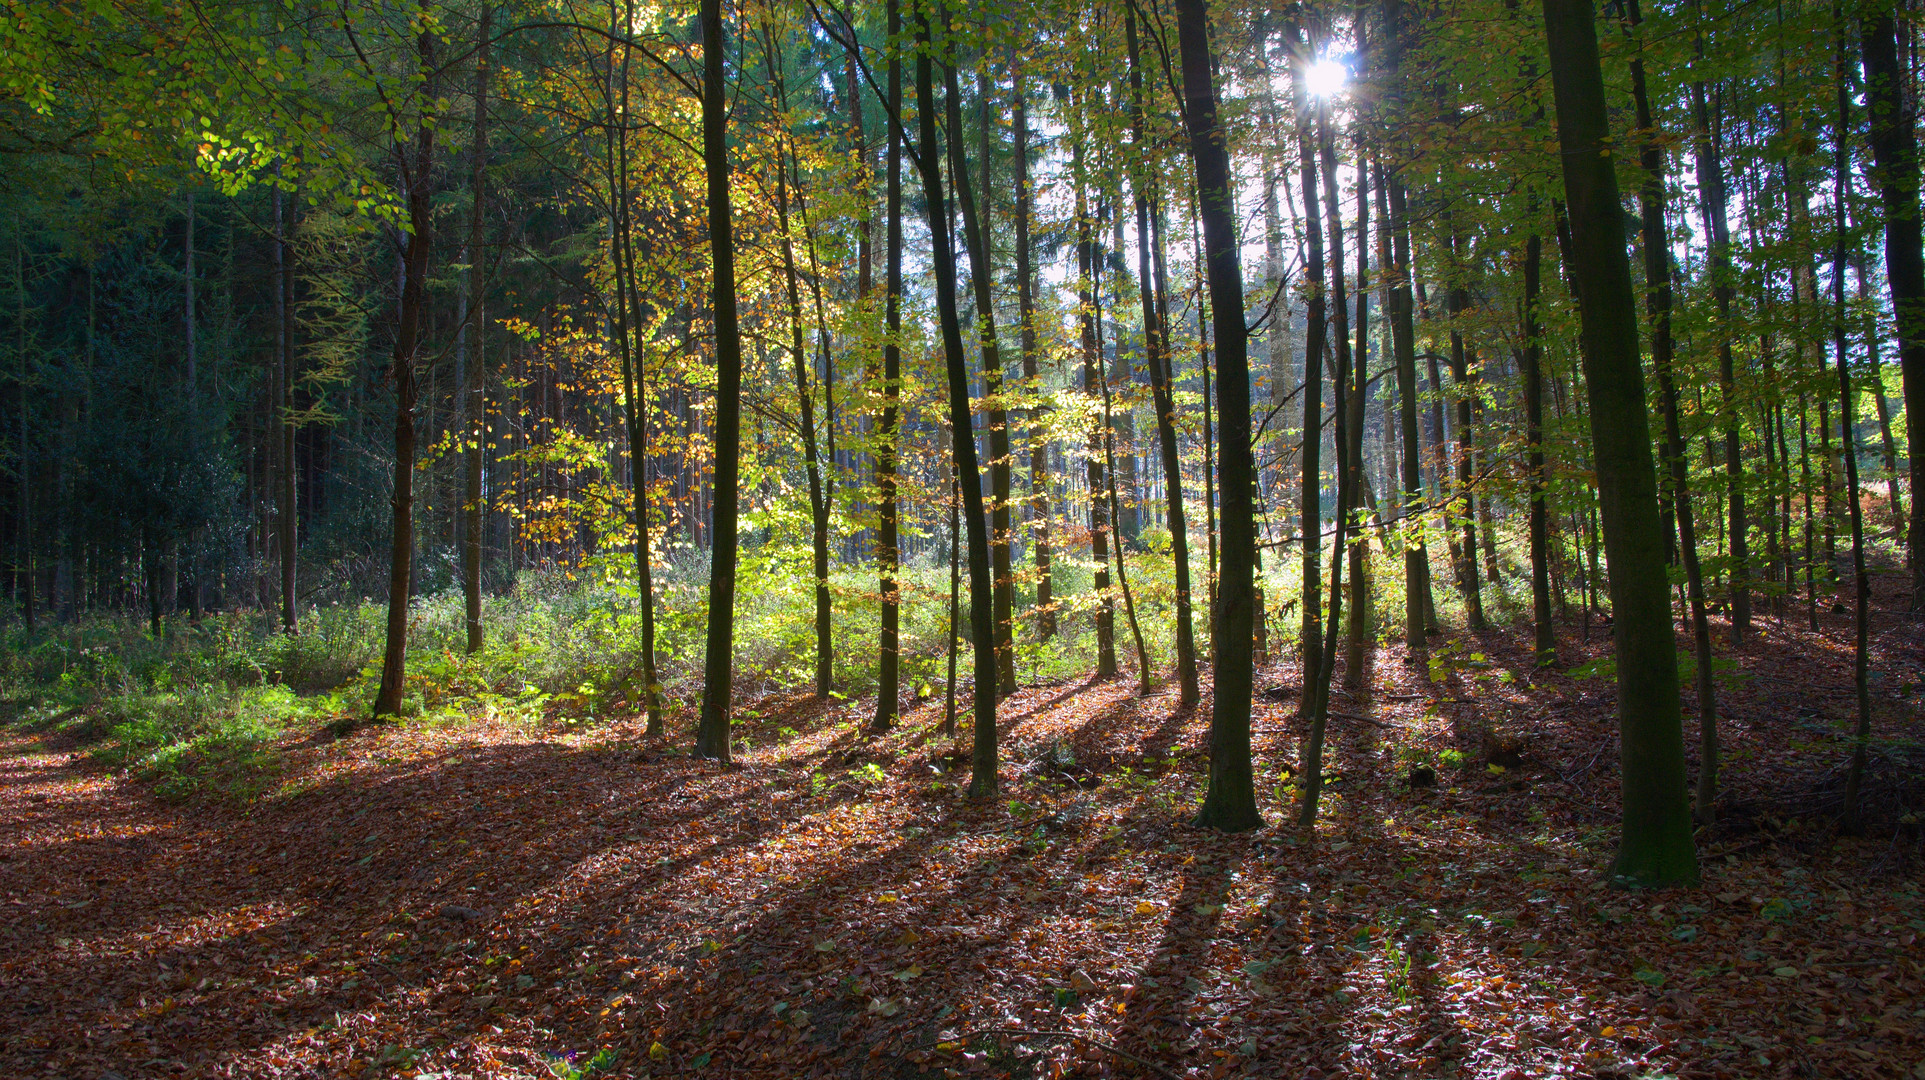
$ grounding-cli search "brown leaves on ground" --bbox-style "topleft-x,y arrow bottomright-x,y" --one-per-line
3,580 -> 1923,1080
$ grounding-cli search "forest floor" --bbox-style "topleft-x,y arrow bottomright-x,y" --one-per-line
3,577 -> 1924,1080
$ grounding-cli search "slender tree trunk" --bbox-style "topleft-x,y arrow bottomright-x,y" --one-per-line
1624,0 -> 1718,817
695,0 -> 746,761
1095,280 -> 1153,697
606,2 -> 661,734
1860,7 -> 1925,604
274,187 -> 297,635
1446,254 -> 1487,630
372,26 -> 437,721
1837,16 -> 1876,831
1292,30 -> 1328,727
916,8 -> 998,796
1522,226 -> 1556,665
1542,0 -> 1698,887
1013,62 -> 1052,643
947,55 -> 1015,697
1381,165 -> 1430,652
1858,261 -> 1906,537
1689,75 -> 1751,640
463,3 -> 491,656
1181,0 -> 1261,833
1126,8 -> 1197,704
1345,110 -> 1372,686
872,0 -> 904,731
1074,140 -> 1117,678
13,232 -> 29,633
944,458 -> 960,739
766,31 -> 833,699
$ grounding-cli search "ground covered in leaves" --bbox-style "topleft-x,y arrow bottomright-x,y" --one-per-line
4,581 -> 1923,1080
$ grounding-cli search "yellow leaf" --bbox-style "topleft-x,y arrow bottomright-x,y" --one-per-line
648,1041 -> 669,1062
1135,902 -> 1159,915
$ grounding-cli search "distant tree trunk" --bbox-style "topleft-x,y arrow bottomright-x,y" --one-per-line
1857,262 -> 1905,537
1445,256 -> 1487,630
695,0 -> 746,761
916,8 -> 998,796
1014,62 -> 1053,643
1380,162 -> 1430,652
1180,0 -> 1261,833
372,26 -> 437,721
944,460 -> 960,739
872,0 -> 904,732
1542,0 -> 1698,887
183,192 -> 202,623
277,186 -> 297,636
13,231 -> 30,633
1302,88 -> 1363,826
1860,6 -> 1925,602
1095,280 -> 1153,697
1624,0 -> 1716,816
1344,110 -> 1372,687
1689,75 -> 1750,641
1291,29 -> 1327,724
1836,17 -> 1876,832
462,3 -> 490,657
1074,146 -> 1117,678
607,1 -> 661,735
947,54 -> 1015,697
1126,8 -> 1197,705
1521,229 -> 1556,664
767,30 -> 832,699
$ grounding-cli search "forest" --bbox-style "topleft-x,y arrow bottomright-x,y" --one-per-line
1,0 -> 1922,1075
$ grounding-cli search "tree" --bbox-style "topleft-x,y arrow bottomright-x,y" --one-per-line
695,0 -> 747,762
370,12 -> 439,722
914,0 -> 998,798
1181,0 -> 1261,834
1859,3 -> 1925,607
1540,0 -> 1698,887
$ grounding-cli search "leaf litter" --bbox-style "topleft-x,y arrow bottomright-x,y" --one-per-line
2,596 -> 1922,1080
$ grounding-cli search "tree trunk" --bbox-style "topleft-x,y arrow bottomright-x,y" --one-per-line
1345,109 -> 1372,687
462,3 -> 490,657
1074,134 -> 1117,679
1126,8 -> 1197,705
608,1 -> 661,735
1014,62 -> 1052,643
1542,0 -> 1698,887
1623,0 -> 1718,817
1857,261 -> 1905,537
1521,228 -> 1557,665
872,0 -> 904,731
1380,166 -> 1431,652
275,187 -> 297,635
767,30 -> 833,700
1446,261 -> 1487,630
695,0 -> 746,761
1860,7 -> 1925,602
13,232 -> 30,633
1688,76 -> 1750,641
371,26 -> 437,721
948,56 -> 1014,697
1181,0 -> 1261,833
917,8 -> 998,796
1836,17 -> 1875,831
1292,27 -> 1328,727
